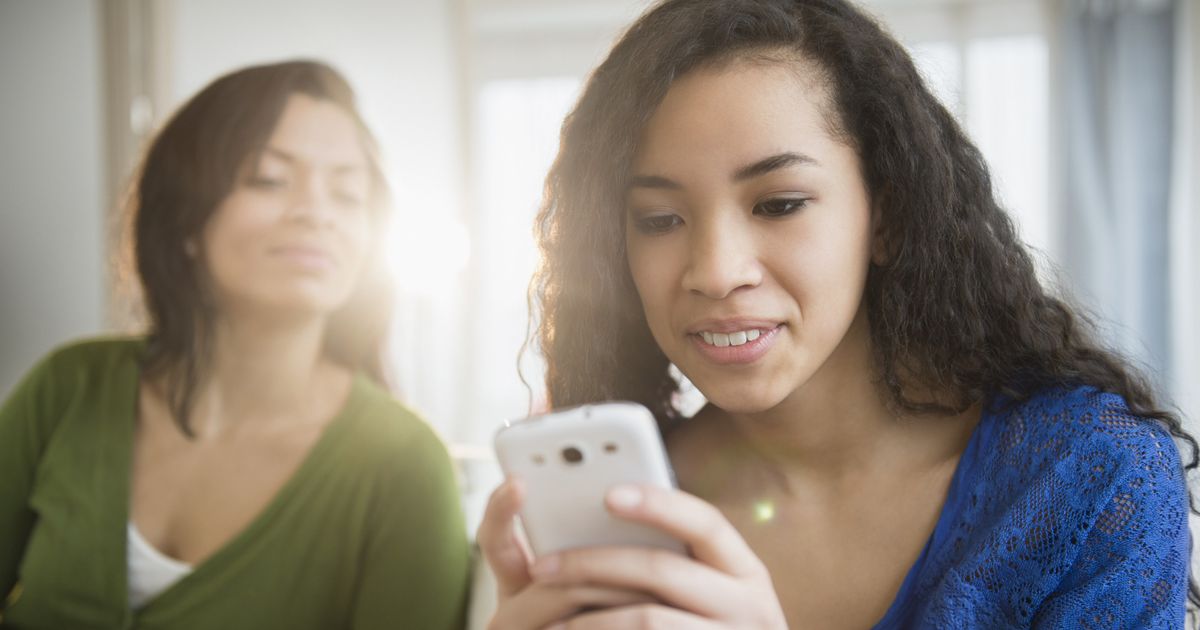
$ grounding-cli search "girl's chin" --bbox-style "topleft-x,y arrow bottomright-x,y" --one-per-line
693,385 -> 789,417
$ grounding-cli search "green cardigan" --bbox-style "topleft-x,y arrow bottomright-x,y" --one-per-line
0,338 -> 470,629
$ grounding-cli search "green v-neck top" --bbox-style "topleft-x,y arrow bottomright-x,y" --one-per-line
0,338 -> 470,629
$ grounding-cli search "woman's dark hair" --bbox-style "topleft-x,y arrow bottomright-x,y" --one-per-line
531,0 -> 1197,602
130,59 -> 393,436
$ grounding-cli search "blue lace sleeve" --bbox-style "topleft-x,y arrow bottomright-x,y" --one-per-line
1031,416 -> 1191,629
882,387 -> 1193,629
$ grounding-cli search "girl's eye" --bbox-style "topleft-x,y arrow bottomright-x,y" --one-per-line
753,197 -> 809,218
633,213 -> 682,235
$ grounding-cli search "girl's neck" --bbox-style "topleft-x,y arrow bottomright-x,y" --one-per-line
700,310 -> 980,491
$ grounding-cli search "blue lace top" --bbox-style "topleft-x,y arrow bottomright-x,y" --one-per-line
874,385 -> 1192,629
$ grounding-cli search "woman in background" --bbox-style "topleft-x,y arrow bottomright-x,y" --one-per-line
0,60 -> 469,629
477,0 -> 1195,628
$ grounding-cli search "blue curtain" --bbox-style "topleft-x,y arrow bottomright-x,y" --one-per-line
1058,0 -> 1177,389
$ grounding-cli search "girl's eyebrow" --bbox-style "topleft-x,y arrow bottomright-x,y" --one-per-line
628,174 -> 681,191
733,151 -> 819,181
629,151 -> 820,191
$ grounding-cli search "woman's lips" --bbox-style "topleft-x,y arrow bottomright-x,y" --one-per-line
270,246 -> 335,272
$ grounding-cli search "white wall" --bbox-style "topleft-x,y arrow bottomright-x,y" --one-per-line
0,0 -> 107,396
168,0 -> 462,213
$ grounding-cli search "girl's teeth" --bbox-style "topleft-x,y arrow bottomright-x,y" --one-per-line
698,329 -> 764,347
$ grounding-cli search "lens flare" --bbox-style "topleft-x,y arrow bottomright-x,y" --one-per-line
753,499 -> 776,524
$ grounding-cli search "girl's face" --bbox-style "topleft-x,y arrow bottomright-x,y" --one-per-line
202,94 -> 373,321
625,58 -> 878,414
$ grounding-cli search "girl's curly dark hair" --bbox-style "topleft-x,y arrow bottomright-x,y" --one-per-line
530,0 -> 1197,605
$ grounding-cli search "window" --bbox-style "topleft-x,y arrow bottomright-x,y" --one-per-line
466,77 -> 581,444
885,1 -> 1053,260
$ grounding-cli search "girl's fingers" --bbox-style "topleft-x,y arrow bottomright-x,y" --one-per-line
550,603 -> 722,630
488,583 -> 659,630
529,545 -> 735,617
477,479 -> 533,597
603,484 -> 767,578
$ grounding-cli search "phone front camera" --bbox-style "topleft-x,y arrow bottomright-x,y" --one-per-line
561,446 -> 584,464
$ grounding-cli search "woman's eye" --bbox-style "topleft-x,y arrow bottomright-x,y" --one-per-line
334,191 -> 366,208
633,213 -> 682,235
753,198 -> 809,218
248,176 -> 287,190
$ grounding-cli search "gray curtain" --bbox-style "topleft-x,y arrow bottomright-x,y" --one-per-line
1059,0 -> 1176,389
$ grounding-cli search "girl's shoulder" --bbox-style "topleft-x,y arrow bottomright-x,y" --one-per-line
957,384 -> 1187,546
900,386 -> 1190,627
983,384 -> 1182,480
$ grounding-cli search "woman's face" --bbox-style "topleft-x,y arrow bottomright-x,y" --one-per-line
625,58 -> 878,414
202,94 -> 373,321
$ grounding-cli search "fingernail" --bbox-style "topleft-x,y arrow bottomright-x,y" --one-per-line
607,485 -> 643,510
532,554 -> 559,578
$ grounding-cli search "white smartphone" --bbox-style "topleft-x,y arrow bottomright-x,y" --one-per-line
494,402 -> 687,557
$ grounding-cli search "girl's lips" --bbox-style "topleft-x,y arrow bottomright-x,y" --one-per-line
689,324 -> 783,365
687,318 -> 782,334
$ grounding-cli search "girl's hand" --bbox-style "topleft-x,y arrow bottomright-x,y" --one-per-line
527,484 -> 789,629
477,480 -> 660,630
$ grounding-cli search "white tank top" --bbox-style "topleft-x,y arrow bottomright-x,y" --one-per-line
127,521 -> 193,609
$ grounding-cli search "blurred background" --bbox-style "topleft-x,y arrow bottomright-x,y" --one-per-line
1,0 -> 1197,566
